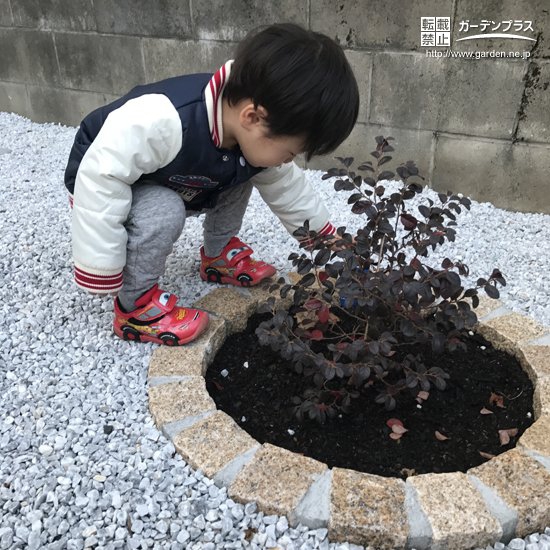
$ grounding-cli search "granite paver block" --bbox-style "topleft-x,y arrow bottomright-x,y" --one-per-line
468,449 -> 550,537
192,316 -> 227,375
147,316 -> 225,378
148,377 -> 216,427
148,345 -> 205,378
473,296 -> 504,320
287,271 -> 302,285
518,416 -> 550,457
172,410 -> 259,479
329,468 -> 408,549
534,378 -> 550,417
476,313 -> 547,355
193,287 -> 257,334
229,443 -> 327,518
238,276 -> 293,311
517,345 -> 550,384
236,281 -> 277,306
408,472 -> 502,549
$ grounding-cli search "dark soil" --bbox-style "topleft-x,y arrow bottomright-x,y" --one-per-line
205,313 -> 535,479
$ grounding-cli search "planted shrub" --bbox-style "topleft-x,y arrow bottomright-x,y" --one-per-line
256,136 -> 506,424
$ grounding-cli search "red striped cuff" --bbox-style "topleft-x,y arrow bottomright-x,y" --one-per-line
68,194 -> 74,209
75,267 -> 123,293
299,221 -> 337,249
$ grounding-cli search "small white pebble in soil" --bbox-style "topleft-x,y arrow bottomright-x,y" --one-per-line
468,331 -> 474,336
287,429 -> 295,436
220,369 -> 229,377
480,345 -> 486,350
241,416 -> 246,422
243,361 -> 249,369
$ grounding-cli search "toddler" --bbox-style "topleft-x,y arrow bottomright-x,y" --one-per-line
64,23 -> 359,346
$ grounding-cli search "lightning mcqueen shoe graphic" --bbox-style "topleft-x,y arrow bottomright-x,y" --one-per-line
113,285 -> 209,345
200,237 -> 276,287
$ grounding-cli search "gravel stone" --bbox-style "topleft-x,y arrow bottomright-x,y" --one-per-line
131,519 -> 144,534
510,539 -> 527,550
156,520 -> 169,534
38,445 -> 54,456
176,530 -> 190,544
231,506 -> 244,521
84,535 -> 98,547
264,523 -> 276,539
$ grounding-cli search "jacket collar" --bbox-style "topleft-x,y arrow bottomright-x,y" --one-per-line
204,60 -> 233,148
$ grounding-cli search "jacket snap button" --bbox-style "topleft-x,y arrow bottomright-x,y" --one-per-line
222,155 -> 229,161
239,156 -> 246,167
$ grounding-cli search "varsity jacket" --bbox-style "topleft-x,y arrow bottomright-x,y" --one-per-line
66,61 -> 336,294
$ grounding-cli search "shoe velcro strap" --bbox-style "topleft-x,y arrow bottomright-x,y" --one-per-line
134,290 -> 178,322
224,241 -> 253,267
151,291 -> 178,313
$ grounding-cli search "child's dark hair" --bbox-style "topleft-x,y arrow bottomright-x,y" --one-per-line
224,23 -> 360,161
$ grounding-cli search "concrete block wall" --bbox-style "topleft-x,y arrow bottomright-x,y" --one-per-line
0,0 -> 548,213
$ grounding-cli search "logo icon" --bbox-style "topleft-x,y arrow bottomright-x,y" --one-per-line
421,17 -> 451,47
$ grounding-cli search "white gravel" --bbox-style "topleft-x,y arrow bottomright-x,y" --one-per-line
0,111 -> 549,549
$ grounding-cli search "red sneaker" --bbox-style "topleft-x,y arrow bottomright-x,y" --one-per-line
200,237 -> 276,287
113,285 -> 209,346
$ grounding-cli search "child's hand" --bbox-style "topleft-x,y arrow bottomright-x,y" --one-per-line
326,234 -> 355,252
300,233 -> 355,252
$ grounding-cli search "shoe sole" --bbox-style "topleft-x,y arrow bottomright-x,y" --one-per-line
200,269 -> 276,287
113,314 -> 209,346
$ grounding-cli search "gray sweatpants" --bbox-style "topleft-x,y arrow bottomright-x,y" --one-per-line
118,181 -> 253,311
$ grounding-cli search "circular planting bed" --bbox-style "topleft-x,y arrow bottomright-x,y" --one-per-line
206,312 -> 535,479
147,283 -> 550,550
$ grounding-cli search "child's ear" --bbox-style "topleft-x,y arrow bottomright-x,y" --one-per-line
240,102 -> 269,129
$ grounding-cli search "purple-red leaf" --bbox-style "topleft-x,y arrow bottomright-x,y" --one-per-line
400,213 -> 418,230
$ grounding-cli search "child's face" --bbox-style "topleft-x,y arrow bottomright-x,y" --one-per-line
235,102 -> 305,168
240,129 -> 304,168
